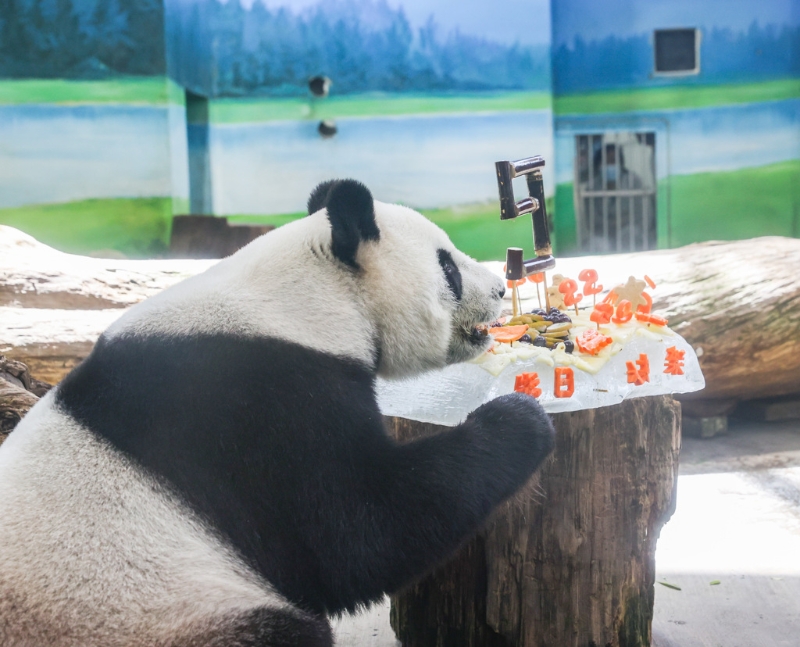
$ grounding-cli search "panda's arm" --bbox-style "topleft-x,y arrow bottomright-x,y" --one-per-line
321,392 -> 555,610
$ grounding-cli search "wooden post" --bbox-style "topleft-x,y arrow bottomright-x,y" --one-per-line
388,395 -> 681,647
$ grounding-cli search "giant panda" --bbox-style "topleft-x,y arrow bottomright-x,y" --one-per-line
0,180 -> 555,646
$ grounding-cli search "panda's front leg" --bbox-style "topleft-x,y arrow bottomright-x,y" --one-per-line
353,392 -> 555,603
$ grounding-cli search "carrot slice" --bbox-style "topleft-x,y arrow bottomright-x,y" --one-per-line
575,328 -> 613,355
634,312 -> 668,326
489,324 -> 529,343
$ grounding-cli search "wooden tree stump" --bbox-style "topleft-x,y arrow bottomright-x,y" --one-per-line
388,395 -> 681,647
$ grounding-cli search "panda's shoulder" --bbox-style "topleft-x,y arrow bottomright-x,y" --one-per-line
55,332 -> 382,475
58,332 -> 377,422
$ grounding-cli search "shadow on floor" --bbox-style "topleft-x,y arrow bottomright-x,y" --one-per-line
653,417 -> 800,647
333,418 -> 800,646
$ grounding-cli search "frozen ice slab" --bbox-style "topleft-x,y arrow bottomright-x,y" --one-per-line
377,327 -> 704,426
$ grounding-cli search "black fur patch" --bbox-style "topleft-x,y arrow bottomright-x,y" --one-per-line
186,606 -> 332,647
306,179 -> 339,215
437,249 -> 463,301
56,334 -> 554,615
313,179 -> 380,269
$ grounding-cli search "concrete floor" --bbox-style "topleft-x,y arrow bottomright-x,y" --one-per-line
652,418 -> 800,647
333,417 -> 800,647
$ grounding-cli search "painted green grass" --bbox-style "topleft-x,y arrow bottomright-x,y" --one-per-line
210,91 -> 551,123
0,79 -> 549,118
0,198 -> 173,257
0,77 -> 169,105
551,160 -> 800,252
669,160 -> 800,246
552,183 -> 577,254
419,202 -> 544,261
555,78 -> 800,115
229,200 -> 554,261
227,212 -> 307,229
0,197 -> 544,261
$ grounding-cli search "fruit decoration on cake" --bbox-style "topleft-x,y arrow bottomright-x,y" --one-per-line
474,271 -> 684,383
375,155 -> 704,424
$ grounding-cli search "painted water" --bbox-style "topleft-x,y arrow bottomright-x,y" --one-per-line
554,98 -> 800,184
207,110 -> 555,214
1,99 -> 798,213
0,105 -> 177,209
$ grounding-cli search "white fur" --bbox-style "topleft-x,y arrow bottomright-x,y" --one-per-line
0,393 -> 290,646
360,203 -> 504,376
0,199 -> 505,644
106,201 -> 504,378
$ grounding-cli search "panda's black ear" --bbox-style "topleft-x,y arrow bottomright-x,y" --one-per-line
307,179 -> 340,214
321,179 -> 380,269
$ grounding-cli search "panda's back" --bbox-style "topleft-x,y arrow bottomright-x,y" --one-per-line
49,331 -> 386,614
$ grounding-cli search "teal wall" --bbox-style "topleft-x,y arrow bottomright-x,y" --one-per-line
550,0 -> 800,255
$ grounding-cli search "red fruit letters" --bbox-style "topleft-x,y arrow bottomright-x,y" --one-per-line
626,353 -> 650,385
664,346 -> 685,375
514,372 -> 542,398
554,367 -> 575,398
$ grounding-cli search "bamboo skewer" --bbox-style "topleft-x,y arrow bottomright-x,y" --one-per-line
543,273 -> 551,311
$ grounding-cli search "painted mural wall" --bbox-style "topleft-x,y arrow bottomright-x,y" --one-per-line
2,0 -> 798,259
0,0 -> 554,260
0,0 -> 188,257
550,0 -> 800,255
164,0 -> 555,261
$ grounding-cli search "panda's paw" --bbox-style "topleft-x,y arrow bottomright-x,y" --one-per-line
467,392 -> 555,464
201,606 -> 333,647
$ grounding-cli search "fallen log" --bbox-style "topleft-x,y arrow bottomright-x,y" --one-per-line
0,379 -> 38,444
0,356 -> 51,445
546,237 -> 800,403
1,226 -> 799,400
0,226 -> 212,382
0,225 -> 213,310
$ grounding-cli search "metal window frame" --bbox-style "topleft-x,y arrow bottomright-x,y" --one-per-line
652,28 -> 701,77
573,133 -> 657,254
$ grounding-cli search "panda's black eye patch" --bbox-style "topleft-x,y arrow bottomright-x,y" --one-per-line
437,249 -> 463,302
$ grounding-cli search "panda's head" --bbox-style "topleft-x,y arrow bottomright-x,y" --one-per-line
308,179 -> 506,378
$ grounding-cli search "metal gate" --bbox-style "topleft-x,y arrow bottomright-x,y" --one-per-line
574,132 -> 656,253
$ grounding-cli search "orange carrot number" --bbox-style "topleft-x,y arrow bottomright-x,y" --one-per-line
612,299 -> 633,324
636,291 -> 653,314
578,268 -> 603,296
590,302 -> 614,325
558,278 -> 583,308
514,372 -> 542,398
554,367 -> 575,398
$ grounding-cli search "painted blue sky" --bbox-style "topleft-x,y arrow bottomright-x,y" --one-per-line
552,0 -> 799,47
235,0 -> 551,45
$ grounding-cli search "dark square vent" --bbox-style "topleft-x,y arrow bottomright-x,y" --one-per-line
654,28 -> 699,74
